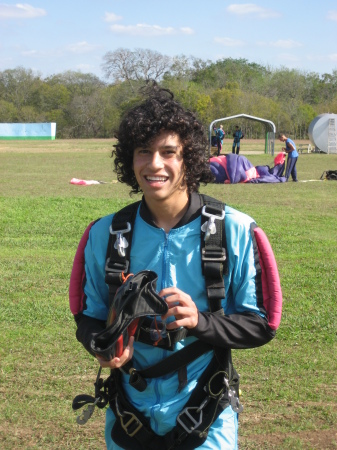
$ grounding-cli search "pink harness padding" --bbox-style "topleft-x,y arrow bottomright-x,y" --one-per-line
69,222 -> 95,315
254,227 -> 282,330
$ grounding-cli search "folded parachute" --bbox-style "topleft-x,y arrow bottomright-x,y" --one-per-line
209,153 -> 286,184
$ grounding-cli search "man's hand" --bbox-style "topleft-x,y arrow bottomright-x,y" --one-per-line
159,287 -> 199,330
96,336 -> 134,369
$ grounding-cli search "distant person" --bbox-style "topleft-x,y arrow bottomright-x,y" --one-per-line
213,124 -> 225,156
232,126 -> 244,155
278,133 -> 298,182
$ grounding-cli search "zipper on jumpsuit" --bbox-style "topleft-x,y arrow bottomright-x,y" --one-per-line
151,230 -> 170,434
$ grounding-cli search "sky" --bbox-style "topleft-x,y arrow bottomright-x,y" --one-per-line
1,0 -> 337,80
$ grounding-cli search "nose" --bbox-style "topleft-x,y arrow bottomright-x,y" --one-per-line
149,151 -> 164,168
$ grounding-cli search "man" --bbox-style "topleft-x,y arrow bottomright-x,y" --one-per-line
71,86 -> 279,449
214,124 -> 225,156
278,133 -> 298,181
232,126 -> 243,155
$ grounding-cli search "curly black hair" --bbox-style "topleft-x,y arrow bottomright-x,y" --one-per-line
113,84 -> 214,195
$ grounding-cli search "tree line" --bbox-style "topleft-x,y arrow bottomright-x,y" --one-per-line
1,48 -> 336,139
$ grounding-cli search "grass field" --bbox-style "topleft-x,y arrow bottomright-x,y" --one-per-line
0,139 -> 336,449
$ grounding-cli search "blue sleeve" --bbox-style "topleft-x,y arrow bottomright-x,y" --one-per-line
189,206 -> 275,349
224,207 -> 263,315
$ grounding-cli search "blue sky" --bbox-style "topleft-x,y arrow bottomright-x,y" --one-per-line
1,1 -> 337,79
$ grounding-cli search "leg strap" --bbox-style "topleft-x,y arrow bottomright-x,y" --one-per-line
109,358 -> 232,450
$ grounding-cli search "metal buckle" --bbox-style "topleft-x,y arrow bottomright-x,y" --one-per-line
201,205 -> 225,221
176,407 -> 203,434
110,222 -> 131,257
120,412 -> 143,437
201,247 -> 226,262
201,206 -> 225,241
105,257 -> 129,274
115,398 -> 143,437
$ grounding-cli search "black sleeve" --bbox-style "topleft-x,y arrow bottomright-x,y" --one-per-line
189,311 -> 275,349
75,313 -> 106,356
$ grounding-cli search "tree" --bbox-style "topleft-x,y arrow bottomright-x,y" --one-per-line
0,67 -> 42,110
45,71 -> 105,96
0,99 -> 18,122
101,48 -> 171,92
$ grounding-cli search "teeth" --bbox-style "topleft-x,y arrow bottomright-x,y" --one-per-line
146,176 -> 167,181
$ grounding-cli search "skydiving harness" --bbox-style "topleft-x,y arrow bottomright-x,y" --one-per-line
73,194 -> 243,449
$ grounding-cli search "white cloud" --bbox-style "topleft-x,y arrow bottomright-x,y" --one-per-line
0,3 -> 46,19
180,27 -> 194,35
256,39 -> 302,49
214,37 -> 245,47
270,40 -> 303,49
327,10 -> 337,22
66,41 -> 97,54
328,53 -> 337,61
104,12 -> 122,22
109,23 -> 194,36
20,47 -> 63,58
227,3 -> 281,19
21,49 -> 39,56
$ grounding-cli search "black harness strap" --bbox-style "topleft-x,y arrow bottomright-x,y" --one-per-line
135,316 -> 188,350
105,201 -> 140,304
101,194 -> 237,449
125,340 -> 212,381
200,194 -> 227,313
109,358 -> 230,450
199,195 -> 233,377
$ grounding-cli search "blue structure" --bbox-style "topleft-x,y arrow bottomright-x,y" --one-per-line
0,123 -> 56,140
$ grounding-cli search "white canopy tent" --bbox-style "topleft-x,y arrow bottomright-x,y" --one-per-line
209,114 -> 276,157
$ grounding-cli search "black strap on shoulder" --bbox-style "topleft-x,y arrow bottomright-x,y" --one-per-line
105,201 -> 141,305
200,194 -> 227,314
199,195 -> 233,376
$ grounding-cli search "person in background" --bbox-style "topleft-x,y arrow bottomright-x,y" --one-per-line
278,133 -> 298,182
232,126 -> 244,155
213,124 -> 225,156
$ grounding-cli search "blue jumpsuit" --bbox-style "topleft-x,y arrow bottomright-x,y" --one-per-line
76,194 -> 275,449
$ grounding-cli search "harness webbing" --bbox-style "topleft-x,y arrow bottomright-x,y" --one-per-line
106,195 -> 227,312
109,358 -> 232,450
99,195 -> 236,448
200,195 -> 227,313
104,201 -> 140,301
104,195 -> 230,371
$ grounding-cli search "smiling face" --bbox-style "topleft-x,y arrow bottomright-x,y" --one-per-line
132,130 -> 188,210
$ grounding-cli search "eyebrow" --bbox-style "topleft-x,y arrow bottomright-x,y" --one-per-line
160,145 -> 179,150
138,145 -> 179,151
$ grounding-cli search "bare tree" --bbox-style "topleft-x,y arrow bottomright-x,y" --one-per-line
101,48 -> 172,91
134,48 -> 171,81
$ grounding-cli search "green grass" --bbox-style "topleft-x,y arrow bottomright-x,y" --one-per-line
0,140 -> 336,449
